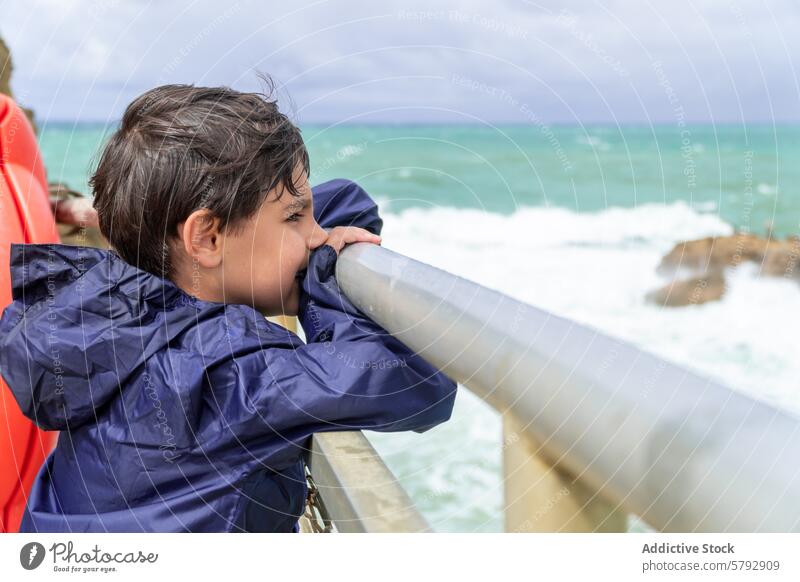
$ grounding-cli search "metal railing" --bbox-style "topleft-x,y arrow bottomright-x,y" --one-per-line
313,243 -> 800,533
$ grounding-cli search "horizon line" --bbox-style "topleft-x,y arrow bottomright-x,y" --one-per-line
36,119 -> 800,128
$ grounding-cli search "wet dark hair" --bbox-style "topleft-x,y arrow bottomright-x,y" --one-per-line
90,76 -> 309,279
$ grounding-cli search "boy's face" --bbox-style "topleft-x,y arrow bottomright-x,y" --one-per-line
211,168 -> 329,316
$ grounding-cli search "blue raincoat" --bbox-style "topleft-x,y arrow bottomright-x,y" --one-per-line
0,179 -> 457,533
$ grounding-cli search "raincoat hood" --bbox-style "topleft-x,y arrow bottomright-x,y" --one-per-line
1,243 -> 193,430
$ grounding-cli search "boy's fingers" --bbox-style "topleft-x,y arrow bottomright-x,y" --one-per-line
343,228 -> 380,242
355,227 -> 381,241
326,227 -> 381,252
355,234 -> 381,245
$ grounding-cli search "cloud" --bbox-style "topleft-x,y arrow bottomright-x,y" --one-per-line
1,0 -> 797,122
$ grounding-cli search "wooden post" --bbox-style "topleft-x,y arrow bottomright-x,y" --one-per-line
503,413 -> 627,532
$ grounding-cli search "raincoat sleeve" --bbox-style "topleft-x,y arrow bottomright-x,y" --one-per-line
227,179 -> 456,451
294,178 -> 457,434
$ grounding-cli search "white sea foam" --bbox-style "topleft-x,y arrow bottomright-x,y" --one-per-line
576,135 -> 611,151
757,182 -> 778,195
367,201 -> 800,531
336,144 -> 366,159
691,200 -> 718,212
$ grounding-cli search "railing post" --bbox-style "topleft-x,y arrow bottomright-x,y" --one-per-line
503,413 -> 627,533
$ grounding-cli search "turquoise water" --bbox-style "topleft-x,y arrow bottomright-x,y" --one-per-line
39,122 -> 799,237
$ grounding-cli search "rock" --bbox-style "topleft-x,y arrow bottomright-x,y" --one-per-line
0,38 -> 12,97
646,271 -> 726,307
657,233 -> 800,279
648,233 -> 800,307
761,238 -> 800,277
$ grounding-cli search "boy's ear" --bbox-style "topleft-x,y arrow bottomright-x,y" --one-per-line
177,209 -> 223,268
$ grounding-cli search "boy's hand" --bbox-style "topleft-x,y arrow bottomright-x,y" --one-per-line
49,195 -> 100,228
324,226 -> 382,255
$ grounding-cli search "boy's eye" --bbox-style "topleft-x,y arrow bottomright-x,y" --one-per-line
286,212 -> 304,223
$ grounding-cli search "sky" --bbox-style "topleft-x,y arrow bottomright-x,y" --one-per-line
1,0 -> 798,124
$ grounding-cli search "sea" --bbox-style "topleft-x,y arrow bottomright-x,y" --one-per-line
38,122 -> 800,532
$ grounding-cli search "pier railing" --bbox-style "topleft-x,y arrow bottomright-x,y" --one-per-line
294,242 -> 800,533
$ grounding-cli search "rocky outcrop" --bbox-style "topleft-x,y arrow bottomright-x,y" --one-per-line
0,37 -> 12,96
648,233 -> 800,307
646,271 -> 726,307
657,234 -> 800,278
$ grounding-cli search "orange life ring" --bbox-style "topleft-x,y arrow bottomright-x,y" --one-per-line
0,94 -> 60,532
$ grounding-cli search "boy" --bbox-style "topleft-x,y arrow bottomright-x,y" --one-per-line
0,83 -> 457,532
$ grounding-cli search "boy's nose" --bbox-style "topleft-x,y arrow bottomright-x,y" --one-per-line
306,220 -> 328,251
